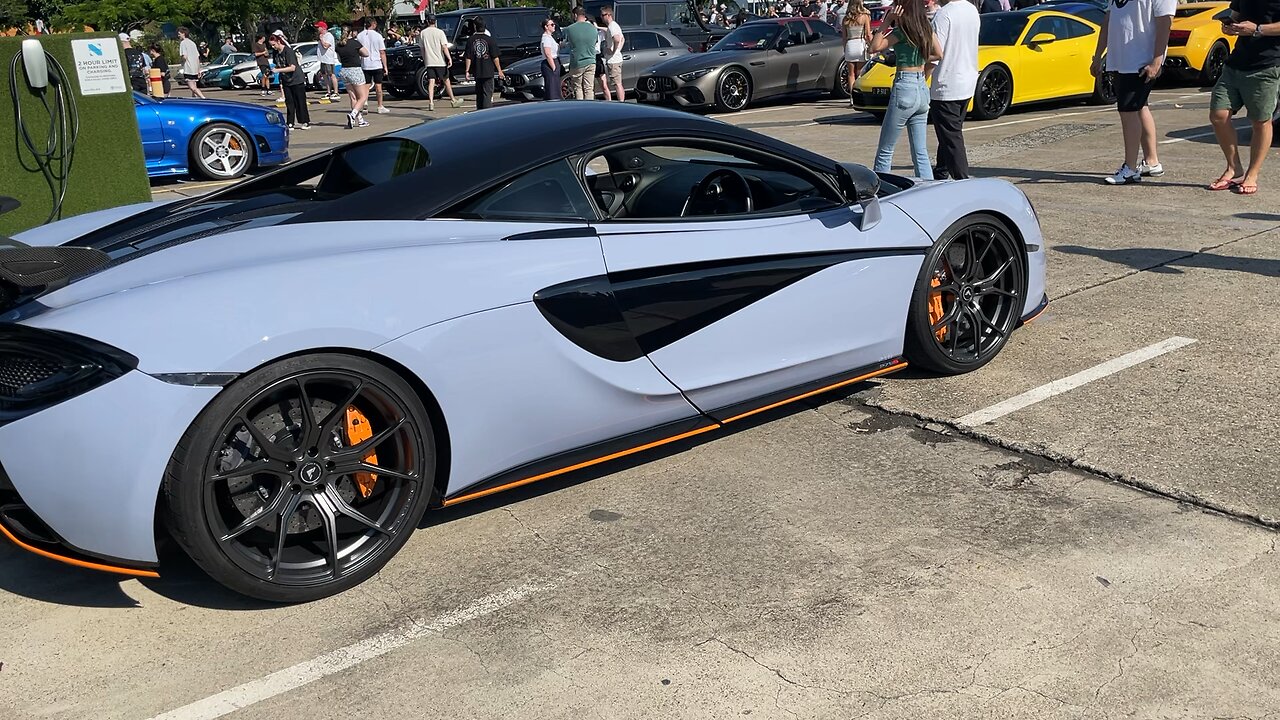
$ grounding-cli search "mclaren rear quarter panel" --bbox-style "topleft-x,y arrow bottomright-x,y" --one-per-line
884,178 -> 1046,317
21,220 -> 600,376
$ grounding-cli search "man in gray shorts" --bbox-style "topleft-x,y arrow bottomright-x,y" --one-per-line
1207,0 -> 1280,195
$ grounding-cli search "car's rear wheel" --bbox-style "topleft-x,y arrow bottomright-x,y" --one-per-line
834,60 -> 850,98
190,123 -> 254,180
387,84 -> 416,99
230,75 -> 247,89
1200,41 -> 1229,86
715,68 -> 751,112
971,65 -> 1012,120
1089,69 -> 1117,105
904,215 -> 1026,375
164,354 -> 437,602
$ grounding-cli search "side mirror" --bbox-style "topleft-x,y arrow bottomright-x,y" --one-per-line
837,163 -> 882,230
1027,32 -> 1056,46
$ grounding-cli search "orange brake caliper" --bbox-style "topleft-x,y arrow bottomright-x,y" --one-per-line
928,277 -> 947,342
344,407 -> 379,498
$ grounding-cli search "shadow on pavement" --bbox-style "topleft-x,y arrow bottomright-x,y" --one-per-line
974,165 -> 1208,189
1235,212 -> 1280,221
1056,244 -> 1280,277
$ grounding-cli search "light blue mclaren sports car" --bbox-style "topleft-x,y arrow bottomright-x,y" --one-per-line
0,102 -> 1046,602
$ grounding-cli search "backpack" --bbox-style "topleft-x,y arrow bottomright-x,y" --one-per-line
124,47 -> 147,78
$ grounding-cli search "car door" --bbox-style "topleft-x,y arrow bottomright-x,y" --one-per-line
766,22 -> 824,95
585,140 -> 929,418
1018,15 -> 1073,100
133,97 -> 167,165
799,20 -> 834,90
622,30 -> 672,88
1055,16 -> 1101,95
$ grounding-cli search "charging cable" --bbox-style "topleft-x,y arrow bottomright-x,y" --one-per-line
8,46 -> 80,225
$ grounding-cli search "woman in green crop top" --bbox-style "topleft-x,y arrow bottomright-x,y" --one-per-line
867,0 -> 942,179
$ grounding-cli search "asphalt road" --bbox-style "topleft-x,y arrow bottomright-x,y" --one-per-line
3,84 -> 1278,720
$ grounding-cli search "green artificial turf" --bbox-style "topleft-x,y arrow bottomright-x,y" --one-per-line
0,33 -> 151,236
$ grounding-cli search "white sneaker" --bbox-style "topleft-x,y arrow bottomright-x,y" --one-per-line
357,117 -> 370,127
1137,160 -> 1164,177
377,106 -> 390,114
296,123 -> 310,130
1104,164 -> 1141,185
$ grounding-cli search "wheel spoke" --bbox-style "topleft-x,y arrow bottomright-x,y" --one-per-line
974,230 -> 996,269
317,381 -> 366,447
220,487 -> 288,541
962,231 -> 980,281
931,302 -> 960,333
976,286 -> 1017,299
313,493 -> 342,578
976,257 -> 1014,289
241,414 -> 287,461
333,460 -> 417,483
330,417 -> 406,461
210,457 -> 288,483
296,378 -> 318,450
324,486 -> 391,536
268,491 -> 304,579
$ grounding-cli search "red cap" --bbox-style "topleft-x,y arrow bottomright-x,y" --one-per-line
314,21 -> 328,29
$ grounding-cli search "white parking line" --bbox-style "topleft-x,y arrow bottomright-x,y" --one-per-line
145,580 -> 555,720
1159,120 -> 1250,144
955,336 -> 1198,427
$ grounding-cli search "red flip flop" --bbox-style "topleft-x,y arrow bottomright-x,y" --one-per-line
1208,176 -> 1244,191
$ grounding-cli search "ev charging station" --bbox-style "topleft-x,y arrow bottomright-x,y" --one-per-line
1,33 -> 151,236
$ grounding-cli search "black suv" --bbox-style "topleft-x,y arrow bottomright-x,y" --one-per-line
386,7 -> 550,98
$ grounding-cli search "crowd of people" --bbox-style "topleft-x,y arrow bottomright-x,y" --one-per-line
862,0 -> 1277,191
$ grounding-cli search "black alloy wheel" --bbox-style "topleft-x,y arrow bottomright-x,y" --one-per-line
165,354 -> 436,602
904,215 -> 1026,375
834,60 -> 851,98
971,65 -> 1012,120
1200,42 -> 1229,86
386,84 -> 416,99
715,68 -> 751,112
1090,69 -> 1117,105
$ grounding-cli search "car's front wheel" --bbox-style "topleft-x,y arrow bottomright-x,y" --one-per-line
190,123 -> 254,180
164,354 -> 437,602
971,65 -> 1012,120
1090,69 -> 1117,105
904,215 -> 1026,375
715,68 -> 752,112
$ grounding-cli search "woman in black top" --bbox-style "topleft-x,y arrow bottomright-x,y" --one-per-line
337,25 -> 371,128
147,45 -> 171,96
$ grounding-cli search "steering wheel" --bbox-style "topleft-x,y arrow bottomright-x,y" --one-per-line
680,168 -> 754,217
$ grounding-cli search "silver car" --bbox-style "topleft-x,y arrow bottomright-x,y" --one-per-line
637,17 -> 848,112
501,28 -> 691,101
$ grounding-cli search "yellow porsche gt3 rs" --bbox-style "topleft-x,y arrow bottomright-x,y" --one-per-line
1165,1 -> 1235,85
851,8 -> 1115,120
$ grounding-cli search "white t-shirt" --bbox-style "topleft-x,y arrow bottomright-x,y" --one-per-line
357,29 -> 386,70
931,0 -> 980,101
1105,0 -> 1177,74
541,33 -> 559,58
179,38 -> 200,75
318,31 -> 337,64
606,20 -> 624,63
419,26 -> 449,67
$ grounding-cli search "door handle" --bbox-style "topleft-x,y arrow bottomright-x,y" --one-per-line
749,61 -> 765,66
658,51 -> 668,56
809,52 -> 820,57
623,55 -> 633,60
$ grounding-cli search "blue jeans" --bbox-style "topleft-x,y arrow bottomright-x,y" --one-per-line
873,72 -> 933,180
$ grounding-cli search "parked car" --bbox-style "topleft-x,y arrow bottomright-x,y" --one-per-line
852,9 -> 1115,120
132,92 -> 289,180
501,28 -> 691,101
637,17 -> 848,112
2,102 -> 1046,602
1165,1 -> 1234,85
592,0 -> 734,52
199,52 -> 253,87
386,7 -> 549,98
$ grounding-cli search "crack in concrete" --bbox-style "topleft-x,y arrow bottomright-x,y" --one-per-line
1093,623 -> 1154,701
504,507 -> 553,548
1052,223 -> 1280,303
695,637 -> 856,698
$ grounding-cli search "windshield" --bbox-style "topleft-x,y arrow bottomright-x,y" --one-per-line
210,53 -> 232,66
439,16 -> 461,39
711,23 -> 780,50
979,13 -> 1030,45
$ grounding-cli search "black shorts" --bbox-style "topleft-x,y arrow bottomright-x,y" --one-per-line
425,65 -> 448,81
363,68 -> 385,84
1113,72 -> 1155,112
595,56 -> 606,76
183,73 -> 199,81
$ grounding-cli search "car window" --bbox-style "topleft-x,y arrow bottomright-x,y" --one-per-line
655,32 -> 674,47
668,2 -> 693,24
618,4 -> 643,25
979,14 -> 1030,45
628,31 -> 660,50
584,142 -> 840,221
1060,17 -> 1094,38
490,15 -> 520,39
318,139 -> 429,196
451,160 -> 596,221
787,22 -> 809,45
520,14 -> 545,37
810,20 -> 839,37
1211,7 -> 1232,20
645,3 -> 667,25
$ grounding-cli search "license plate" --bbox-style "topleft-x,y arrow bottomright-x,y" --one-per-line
873,87 -> 889,96
639,91 -> 660,101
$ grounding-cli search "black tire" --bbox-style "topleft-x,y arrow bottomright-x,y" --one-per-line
413,67 -> 439,98
230,76 -> 246,90
1199,41 -> 1229,86
1089,69 -> 1117,105
190,122 -> 255,181
833,60 -> 851,98
386,84 -> 417,99
904,214 -> 1026,375
715,67 -> 752,112
163,353 -> 437,603
971,65 -> 1012,120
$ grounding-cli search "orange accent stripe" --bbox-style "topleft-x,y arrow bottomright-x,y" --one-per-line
721,362 -> 908,424
0,521 -> 160,578
443,423 -> 720,507
1021,302 -> 1049,325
